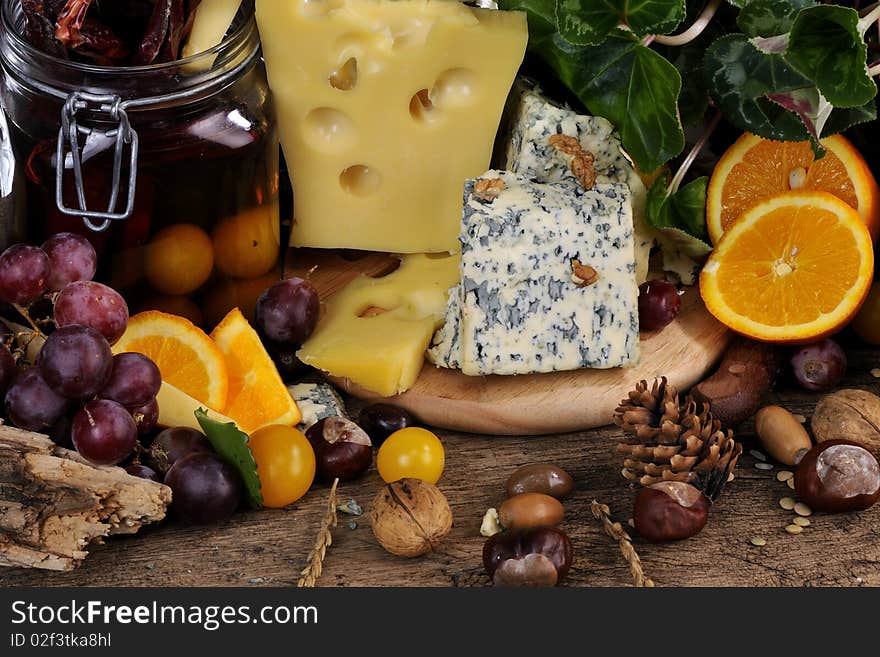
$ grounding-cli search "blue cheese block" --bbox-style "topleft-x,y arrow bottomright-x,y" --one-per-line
288,383 -> 347,430
503,80 -> 654,284
428,171 -> 640,375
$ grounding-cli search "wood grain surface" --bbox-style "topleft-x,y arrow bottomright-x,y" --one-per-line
3,345 -> 879,588
288,249 -> 732,434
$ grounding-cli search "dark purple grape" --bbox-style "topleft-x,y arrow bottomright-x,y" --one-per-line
131,397 -> 159,436
164,452 -> 241,524
71,399 -> 138,466
267,341 -> 308,379
790,339 -> 847,392
146,426 -> 212,475
0,343 -> 16,395
358,403 -> 417,447
54,281 -> 129,345
255,277 -> 319,345
0,244 -> 50,305
126,463 -> 162,483
5,368 -> 69,431
48,415 -> 73,449
638,279 -> 681,331
39,325 -> 113,399
41,232 -> 97,291
100,352 -> 161,407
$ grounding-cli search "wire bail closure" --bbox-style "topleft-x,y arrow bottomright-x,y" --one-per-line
55,91 -> 139,233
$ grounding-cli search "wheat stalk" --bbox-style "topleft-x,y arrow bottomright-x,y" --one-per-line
297,478 -> 340,587
591,499 -> 654,587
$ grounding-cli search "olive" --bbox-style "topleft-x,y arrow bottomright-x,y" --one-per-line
358,403 -> 417,446
483,527 -> 573,587
633,481 -> 709,543
306,417 -> 372,482
794,439 -> 880,512
505,463 -> 574,499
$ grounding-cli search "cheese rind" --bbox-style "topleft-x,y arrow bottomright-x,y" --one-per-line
256,0 -> 528,253
502,81 -> 655,283
427,171 -> 640,375
297,253 -> 460,396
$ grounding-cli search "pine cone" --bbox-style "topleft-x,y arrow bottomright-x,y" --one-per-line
614,378 -> 742,501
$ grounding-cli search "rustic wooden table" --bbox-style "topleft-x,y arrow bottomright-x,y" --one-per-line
2,345 -> 879,588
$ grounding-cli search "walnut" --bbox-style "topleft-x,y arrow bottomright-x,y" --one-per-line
473,178 -> 505,202
811,389 -> 880,457
571,259 -> 599,287
549,134 -> 597,190
370,478 -> 453,557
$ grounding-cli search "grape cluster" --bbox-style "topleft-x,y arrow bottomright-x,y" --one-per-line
255,277 -> 320,377
0,233 -> 160,468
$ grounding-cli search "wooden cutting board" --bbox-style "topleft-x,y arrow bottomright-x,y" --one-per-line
286,249 -> 732,435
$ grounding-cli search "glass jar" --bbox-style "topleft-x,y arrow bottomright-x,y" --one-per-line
0,0 -> 280,329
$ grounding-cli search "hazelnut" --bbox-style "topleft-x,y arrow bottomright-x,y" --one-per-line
483,526 -> 573,587
505,463 -> 574,499
794,439 -> 880,512
497,493 -> 564,531
370,478 -> 452,557
633,481 -> 709,543
754,405 -> 812,466
305,417 -> 372,482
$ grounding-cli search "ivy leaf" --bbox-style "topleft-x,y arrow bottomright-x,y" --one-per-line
765,87 -> 832,141
195,409 -> 263,509
645,175 -> 711,245
737,0 -> 815,38
786,5 -> 875,108
556,0 -> 686,44
823,100 -> 877,136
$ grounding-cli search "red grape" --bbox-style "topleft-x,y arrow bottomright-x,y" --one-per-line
791,339 -> 847,392
41,232 -> 97,291
126,463 -> 161,483
48,415 -> 73,449
130,397 -> 159,436
358,403 -> 417,447
71,399 -> 138,466
55,281 -> 129,345
255,277 -> 319,345
5,368 -> 69,431
638,279 -> 681,331
0,244 -> 50,305
101,352 -> 161,407
266,341 -> 308,378
164,452 -> 242,524
146,426 -> 212,475
0,343 -> 16,395
39,325 -> 113,399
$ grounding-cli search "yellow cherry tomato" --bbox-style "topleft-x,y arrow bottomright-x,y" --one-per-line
376,427 -> 445,484
248,425 -> 316,508
144,223 -> 214,295
212,205 -> 280,279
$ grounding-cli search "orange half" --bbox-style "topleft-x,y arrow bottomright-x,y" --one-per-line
700,191 -> 874,343
210,307 -> 301,434
707,133 -> 880,244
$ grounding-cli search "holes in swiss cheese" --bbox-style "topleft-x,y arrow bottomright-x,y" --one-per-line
329,57 -> 358,91
302,107 -> 355,153
410,68 -> 478,124
409,89 -> 435,122
339,165 -> 381,197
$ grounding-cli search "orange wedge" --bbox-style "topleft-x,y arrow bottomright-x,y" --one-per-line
700,191 -> 874,343
210,308 -> 301,434
114,310 -> 228,410
707,133 -> 880,244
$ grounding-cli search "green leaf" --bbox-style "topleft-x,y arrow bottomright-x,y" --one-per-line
555,0 -> 686,44
195,409 -> 263,509
786,5 -> 875,108
823,100 -> 877,136
645,175 -> 711,245
737,0 -> 815,38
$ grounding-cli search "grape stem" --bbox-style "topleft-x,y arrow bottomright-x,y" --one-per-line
668,111 -> 721,195
11,303 -> 45,337
859,3 -> 880,35
649,0 -> 721,47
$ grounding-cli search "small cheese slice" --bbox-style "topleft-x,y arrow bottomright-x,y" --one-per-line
502,80 -> 655,284
255,0 -> 527,253
289,382 -> 348,430
297,253 -> 460,396
428,171 -> 640,375
182,0 -> 242,59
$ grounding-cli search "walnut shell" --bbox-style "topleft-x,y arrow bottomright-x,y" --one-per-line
811,389 -> 880,456
370,478 -> 453,557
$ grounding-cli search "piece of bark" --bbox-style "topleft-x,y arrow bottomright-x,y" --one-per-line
690,337 -> 783,428
0,425 -> 171,571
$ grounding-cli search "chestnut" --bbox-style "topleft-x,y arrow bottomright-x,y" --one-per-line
633,481 -> 709,543
483,526 -> 573,587
358,403 -> 417,446
505,463 -> 574,499
794,439 -> 880,512
306,417 -> 372,481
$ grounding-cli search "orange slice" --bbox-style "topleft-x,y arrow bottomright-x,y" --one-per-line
210,308 -> 301,434
114,310 -> 228,410
707,133 -> 880,244
700,191 -> 874,343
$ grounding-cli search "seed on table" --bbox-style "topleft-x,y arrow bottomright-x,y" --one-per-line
750,449 -> 767,462
794,502 -> 813,517
776,470 -> 794,482
779,497 -> 796,510
785,524 -> 803,535
750,536 -> 767,547
755,462 -> 774,471
793,517 -> 810,527
787,478 -> 796,489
